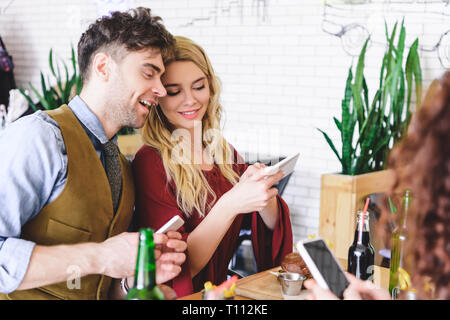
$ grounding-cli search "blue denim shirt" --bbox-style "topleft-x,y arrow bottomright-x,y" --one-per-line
0,96 -> 117,293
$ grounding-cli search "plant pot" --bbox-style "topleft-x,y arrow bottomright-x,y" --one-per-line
118,133 -> 143,158
319,170 -> 395,264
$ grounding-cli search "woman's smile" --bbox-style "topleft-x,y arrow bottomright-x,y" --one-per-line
159,60 -> 210,131
178,108 -> 202,120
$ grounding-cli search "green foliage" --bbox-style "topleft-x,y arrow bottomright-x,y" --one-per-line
318,20 -> 422,175
19,46 -> 82,111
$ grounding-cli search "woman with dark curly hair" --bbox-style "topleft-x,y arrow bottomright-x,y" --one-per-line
305,71 -> 450,300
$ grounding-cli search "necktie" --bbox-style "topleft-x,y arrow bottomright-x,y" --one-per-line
103,141 -> 122,213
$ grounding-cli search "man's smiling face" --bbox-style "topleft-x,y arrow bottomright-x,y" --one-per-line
107,47 -> 167,129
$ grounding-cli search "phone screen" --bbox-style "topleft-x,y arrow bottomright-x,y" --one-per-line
303,240 -> 349,298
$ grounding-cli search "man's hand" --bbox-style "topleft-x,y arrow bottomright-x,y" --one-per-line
107,231 -> 187,299
97,232 -> 140,279
100,231 -> 186,283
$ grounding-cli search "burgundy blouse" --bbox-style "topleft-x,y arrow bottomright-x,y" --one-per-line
132,145 -> 293,298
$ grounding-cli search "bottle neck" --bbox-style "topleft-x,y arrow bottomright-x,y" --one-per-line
355,211 -> 370,245
400,190 -> 411,228
134,230 -> 157,290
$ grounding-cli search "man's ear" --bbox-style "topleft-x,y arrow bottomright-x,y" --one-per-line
91,52 -> 112,82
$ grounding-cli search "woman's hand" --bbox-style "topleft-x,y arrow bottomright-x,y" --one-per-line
126,231 -> 187,287
222,163 -> 284,217
304,273 -> 391,300
154,231 -> 187,284
108,231 -> 187,299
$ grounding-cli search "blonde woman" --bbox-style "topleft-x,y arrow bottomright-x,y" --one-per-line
132,36 -> 293,297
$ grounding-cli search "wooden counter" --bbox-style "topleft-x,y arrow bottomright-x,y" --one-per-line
179,259 -> 389,300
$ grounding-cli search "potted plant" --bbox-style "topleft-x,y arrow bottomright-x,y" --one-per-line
19,47 -> 82,111
317,20 -> 422,261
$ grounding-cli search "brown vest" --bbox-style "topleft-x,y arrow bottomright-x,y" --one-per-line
1,105 -> 135,300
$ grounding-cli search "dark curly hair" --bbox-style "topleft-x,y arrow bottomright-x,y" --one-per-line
77,7 -> 174,83
383,71 -> 450,299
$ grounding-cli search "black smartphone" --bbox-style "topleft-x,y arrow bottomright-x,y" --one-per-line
296,238 -> 350,299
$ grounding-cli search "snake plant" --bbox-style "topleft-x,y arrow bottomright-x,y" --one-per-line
318,20 -> 422,175
19,46 -> 82,111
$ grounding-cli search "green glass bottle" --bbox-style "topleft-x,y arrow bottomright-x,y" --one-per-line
126,228 -> 165,300
388,190 -> 411,299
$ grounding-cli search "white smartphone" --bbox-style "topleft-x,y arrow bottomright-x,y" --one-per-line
155,215 -> 184,234
263,153 -> 300,178
296,238 -> 350,299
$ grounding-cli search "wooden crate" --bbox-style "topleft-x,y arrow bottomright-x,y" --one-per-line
319,170 -> 395,263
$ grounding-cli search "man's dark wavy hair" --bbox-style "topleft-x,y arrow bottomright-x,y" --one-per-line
77,7 -> 174,83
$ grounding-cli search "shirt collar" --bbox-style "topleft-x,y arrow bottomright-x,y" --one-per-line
68,95 -> 118,145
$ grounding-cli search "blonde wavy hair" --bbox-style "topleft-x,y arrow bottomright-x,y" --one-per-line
141,36 -> 240,217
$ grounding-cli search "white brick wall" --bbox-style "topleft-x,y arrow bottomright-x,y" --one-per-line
1,0 -> 448,244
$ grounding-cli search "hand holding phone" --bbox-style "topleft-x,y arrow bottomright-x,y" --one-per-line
296,238 -> 349,299
263,153 -> 300,179
156,215 -> 184,234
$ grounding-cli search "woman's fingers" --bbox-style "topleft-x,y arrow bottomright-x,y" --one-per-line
154,231 -> 186,254
304,279 -> 339,300
240,163 -> 261,180
158,252 -> 186,265
158,284 -> 178,300
264,170 -> 284,186
267,187 -> 279,199
166,238 -> 188,252
166,230 -> 182,240
153,233 -> 168,245
156,263 -> 182,284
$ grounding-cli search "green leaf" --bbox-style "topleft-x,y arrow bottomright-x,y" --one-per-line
352,37 -> 370,129
49,49 -> 56,78
62,62 -> 71,103
380,21 -> 398,115
393,70 -> 405,143
388,197 -> 397,213
39,72 -> 56,109
71,45 -> 77,75
396,19 -> 406,67
354,111 -> 380,174
40,72 -> 47,97
362,77 -> 369,113
406,38 -> 422,116
29,83 -> 50,110
18,88 -> 39,111
372,133 -> 391,157
333,116 -> 342,132
356,89 -> 381,146
317,128 -> 343,170
76,75 -> 83,94
342,67 -> 354,174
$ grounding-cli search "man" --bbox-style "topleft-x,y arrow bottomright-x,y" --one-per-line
0,7 -> 186,299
